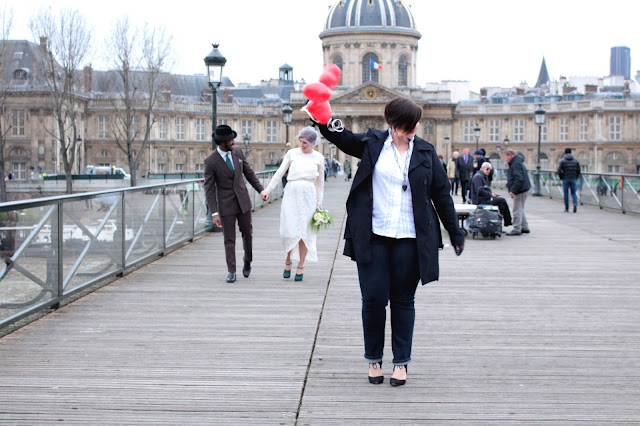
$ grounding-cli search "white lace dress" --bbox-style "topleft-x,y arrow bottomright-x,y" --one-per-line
265,148 -> 325,262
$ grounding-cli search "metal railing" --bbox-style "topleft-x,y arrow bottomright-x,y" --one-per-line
493,169 -> 640,214
0,171 -> 282,331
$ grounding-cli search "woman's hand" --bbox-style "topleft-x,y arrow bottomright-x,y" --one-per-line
317,203 -> 323,210
261,190 -> 269,201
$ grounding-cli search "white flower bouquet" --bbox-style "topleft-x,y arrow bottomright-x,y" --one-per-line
310,209 -> 334,233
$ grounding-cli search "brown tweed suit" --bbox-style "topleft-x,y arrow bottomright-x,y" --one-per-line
204,147 -> 264,273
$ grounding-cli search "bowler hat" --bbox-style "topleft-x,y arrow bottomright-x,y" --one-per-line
473,149 -> 483,156
213,124 -> 237,143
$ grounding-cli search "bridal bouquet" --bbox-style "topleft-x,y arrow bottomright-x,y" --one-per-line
310,209 -> 334,233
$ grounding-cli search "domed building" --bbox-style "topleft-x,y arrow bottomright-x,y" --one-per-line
320,0 -> 421,88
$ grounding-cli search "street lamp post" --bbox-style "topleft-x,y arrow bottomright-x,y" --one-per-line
282,104 -> 292,145
474,123 -> 481,151
444,134 -> 450,165
204,43 -> 227,151
533,104 -> 546,196
204,43 -> 226,229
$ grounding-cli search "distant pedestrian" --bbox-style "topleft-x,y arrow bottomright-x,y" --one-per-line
557,148 -> 581,213
455,148 -> 474,203
504,150 -> 531,236
448,151 -> 459,195
438,155 -> 447,173
344,157 -> 352,181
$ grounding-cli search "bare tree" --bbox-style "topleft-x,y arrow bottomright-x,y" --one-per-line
106,17 -> 173,187
29,7 -> 91,194
0,5 -> 14,202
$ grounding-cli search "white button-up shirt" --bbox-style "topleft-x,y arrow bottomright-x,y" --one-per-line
372,130 -> 416,238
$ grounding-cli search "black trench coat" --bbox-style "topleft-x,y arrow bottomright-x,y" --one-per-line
319,125 -> 464,285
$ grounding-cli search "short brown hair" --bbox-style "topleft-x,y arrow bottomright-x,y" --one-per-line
504,149 -> 516,156
384,98 -> 422,132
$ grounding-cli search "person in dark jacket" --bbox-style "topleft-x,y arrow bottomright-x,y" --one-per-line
469,162 -> 512,226
557,147 -> 581,213
504,150 -> 531,235
455,148 -> 474,203
316,97 -> 464,387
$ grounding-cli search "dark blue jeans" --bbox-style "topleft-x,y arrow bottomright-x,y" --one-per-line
562,179 -> 578,210
356,234 -> 420,366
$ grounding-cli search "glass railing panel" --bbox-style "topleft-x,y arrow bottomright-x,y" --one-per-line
164,183 -> 193,248
0,205 -> 59,323
61,196 -> 123,293
124,187 -> 165,267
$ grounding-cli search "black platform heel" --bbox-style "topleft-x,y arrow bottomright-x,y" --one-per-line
390,364 -> 407,387
368,361 -> 384,384
283,262 -> 292,279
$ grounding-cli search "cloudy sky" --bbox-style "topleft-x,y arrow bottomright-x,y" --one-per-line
5,0 -> 638,92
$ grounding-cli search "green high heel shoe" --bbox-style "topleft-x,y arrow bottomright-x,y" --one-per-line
294,265 -> 304,281
283,262 -> 292,279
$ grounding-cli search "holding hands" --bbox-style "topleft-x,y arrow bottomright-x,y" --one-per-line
260,190 -> 269,202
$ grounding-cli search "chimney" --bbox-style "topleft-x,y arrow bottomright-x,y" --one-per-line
516,87 -> 525,96
624,80 -> 630,98
39,37 -> 48,50
584,84 -> 598,96
562,85 -> 576,97
84,65 -> 93,92
480,87 -> 487,104
162,85 -> 171,102
223,87 -> 233,103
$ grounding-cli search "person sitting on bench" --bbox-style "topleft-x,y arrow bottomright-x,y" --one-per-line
470,162 -> 512,227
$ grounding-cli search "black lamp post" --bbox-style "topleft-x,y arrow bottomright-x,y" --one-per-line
204,43 -> 226,230
282,104 -> 292,145
474,123 -> 481,151
533,104 -> 546,196
243,134 -> 251,157
444,134 -> 450,164
204,43 -> 226,151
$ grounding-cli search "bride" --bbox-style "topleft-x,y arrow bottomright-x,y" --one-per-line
262,126 -> 325,281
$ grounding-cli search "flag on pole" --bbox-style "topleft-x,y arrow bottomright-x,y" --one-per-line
370,59 -> 382,70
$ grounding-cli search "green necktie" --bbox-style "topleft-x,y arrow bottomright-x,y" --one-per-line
225,152 -> 234,171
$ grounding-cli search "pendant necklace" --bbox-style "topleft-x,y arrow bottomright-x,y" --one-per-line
391,140 -> 411,191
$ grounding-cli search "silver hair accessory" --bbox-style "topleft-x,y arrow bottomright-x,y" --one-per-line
327,118 -> 344,133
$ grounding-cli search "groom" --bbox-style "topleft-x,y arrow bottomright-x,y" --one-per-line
204,124 -> 268,283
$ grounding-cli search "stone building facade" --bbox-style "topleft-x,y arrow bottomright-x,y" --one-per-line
2,0 -> 640,184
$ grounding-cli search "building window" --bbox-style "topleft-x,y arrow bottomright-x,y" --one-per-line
463,120 -> 474,143
541,123 -> 548,142
176,117 -> 185,140
158,163 -> 165,173
101,149 -> 110,158
423,120 -> 434,137
218,119 -> 228,126
11,110 -> 25,136
608,165 -> 620,173
609,116 -> 622,140
159,150 -> 168,159
539,153 -> 549,170
196,118 -> 205,141
362,52 -> 380,84
559,117 -> 569,141
12,162 -> 26,180
198,151 -> 206,160
158,116 -> 167,139
241,120 -> 252,140
195,163 -> 204,173
398,55 -> 407,86
98,115 -> 109,138
333,56 -> 343,85
266,120 -> 277,142
130,115 -> 140,139
513,119 -> 524,142
175,164 -> 183,173
489,119 -> 500,143
177,150 -> 185,160
579,117 -> 588,141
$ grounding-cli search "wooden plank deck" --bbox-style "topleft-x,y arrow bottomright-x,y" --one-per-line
1,179 -> 639,424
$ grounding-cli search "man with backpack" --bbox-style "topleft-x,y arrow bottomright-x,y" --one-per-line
557,148 -> 581,213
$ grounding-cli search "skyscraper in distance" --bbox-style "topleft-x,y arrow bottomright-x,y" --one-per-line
610,46 -> 631,79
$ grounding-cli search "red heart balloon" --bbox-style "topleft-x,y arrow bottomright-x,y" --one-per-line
319,70 -> 339,89
303,82 -> 331,103
324,64 -> 341,79
307,100 -> 332,125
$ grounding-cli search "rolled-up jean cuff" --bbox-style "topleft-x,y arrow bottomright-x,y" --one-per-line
365,356 -> 383,363
393,358 -> 411,366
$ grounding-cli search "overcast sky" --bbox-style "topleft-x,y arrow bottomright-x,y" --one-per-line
5,0 -> 638,92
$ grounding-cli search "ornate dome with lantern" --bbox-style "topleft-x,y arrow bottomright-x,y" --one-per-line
320,0 -> 421,88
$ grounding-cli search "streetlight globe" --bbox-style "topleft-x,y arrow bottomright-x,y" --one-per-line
535,104 -> 546,125
204,43 -> 227,87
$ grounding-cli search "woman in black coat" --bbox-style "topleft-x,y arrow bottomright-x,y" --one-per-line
316,97 -> 464,386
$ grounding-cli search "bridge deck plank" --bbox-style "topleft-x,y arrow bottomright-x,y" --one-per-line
1,180 -> 639,424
